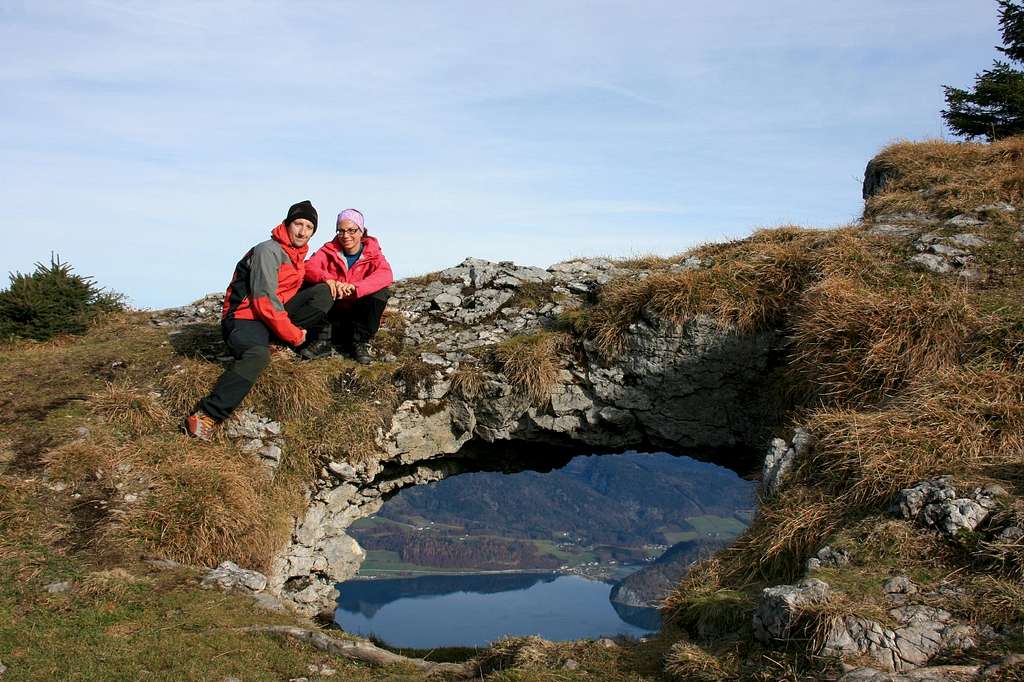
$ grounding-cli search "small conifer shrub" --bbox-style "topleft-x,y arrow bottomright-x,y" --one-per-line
0,256 -> 125,341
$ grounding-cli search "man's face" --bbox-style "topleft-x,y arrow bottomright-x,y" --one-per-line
336,218 -> 363,255
286,218 -> 315,247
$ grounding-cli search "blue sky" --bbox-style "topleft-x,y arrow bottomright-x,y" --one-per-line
0,1 -> 1002,308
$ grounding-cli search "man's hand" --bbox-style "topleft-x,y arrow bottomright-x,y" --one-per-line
326,280 -> 342,299
299,328 -> 307,345
338,283 -> 356,298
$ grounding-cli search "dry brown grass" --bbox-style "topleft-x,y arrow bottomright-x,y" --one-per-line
801,367 -> 1024,510
0,476 -> 69,581
79,567 -> 153,598
162,353 -> 334,421
582,227 -> 831,356
494,332 -> 569,404
864,136 -> 1024,219
42,434 -> 128,485
790,275 -> 976,405
372,308 -> 407,358
473,635 -> 618,675
103,435 -> 296,570
612,253 -> 686,271
291,398 -> 388,467
978,502 -> 1024,579
664,640 -> 740,681
721,488 -> 838,584
392,358 -> 437,398
449,362 -> 485,400
161,357 -> 221,415
90,380 -> 171,436
955,575 -> 1024,627
248,354 -> 333,420
715,366 -> 1023,585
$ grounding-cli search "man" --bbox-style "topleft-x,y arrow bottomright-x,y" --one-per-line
301,208 -> 393,364
184,200 -> 334,440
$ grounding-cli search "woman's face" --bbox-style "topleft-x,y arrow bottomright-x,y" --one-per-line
336,218 -> 363,254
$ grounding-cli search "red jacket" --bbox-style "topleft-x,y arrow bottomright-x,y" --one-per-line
304,234 -> 393,298
221,223 -> 308,346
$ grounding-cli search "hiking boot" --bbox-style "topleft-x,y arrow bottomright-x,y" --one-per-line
352,341 -> 373,365
298,338 -> 335,361
183,411 -> 217,441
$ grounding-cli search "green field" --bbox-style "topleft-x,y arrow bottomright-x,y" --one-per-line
684,514 -> 747,535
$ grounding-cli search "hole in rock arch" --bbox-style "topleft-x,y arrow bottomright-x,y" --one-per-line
333,448 -> 757,649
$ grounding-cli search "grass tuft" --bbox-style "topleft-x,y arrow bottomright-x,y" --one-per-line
161,358 -> 221,415
79,567 -> 153,598
664,639 -> 740,681
494,332 -> 569,404
100,435 -> 296,571
790,274 -> 976,405
449,362 -> 485,400
864,136 -> 1024,219
89,380 -> 171,436
162,353 -> 334,421
581,227 -> 830,356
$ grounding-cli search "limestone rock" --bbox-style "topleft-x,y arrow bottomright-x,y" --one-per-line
822,605 -> 974,672
944,214 -> 983,227
762,427 -> 811,497
806,545 -> 850,572
949,233 -> 989,248
201,561 -> 268,592
753,578 -> 831,642
162,256 -> 791,615
910,252 -> 956,274
867,224 -> 919,238
893,479 -> 1001,537
327,461 -> 358,480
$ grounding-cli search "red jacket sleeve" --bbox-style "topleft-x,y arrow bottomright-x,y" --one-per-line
304,244 -> 334,284
250,244 -> 304,346
354,251 -> 394,298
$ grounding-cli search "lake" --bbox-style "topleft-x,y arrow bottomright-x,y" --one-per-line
334,572 -> 661,648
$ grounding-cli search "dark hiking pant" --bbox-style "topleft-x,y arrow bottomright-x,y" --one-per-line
198,283 -> 333,422
311,287 -> 391,349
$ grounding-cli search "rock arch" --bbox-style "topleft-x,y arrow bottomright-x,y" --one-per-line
268,258 -> 790,615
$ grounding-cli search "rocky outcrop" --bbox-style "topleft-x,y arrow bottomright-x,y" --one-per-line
892,478 -> 1005,538
753,578 -> 831,642
151,254 -> 792,615
863,202 -> 1017,282
753,577 -> 977,673
762,427 -> 811,497
238,255 -> 791,615
822,606 -> 976,673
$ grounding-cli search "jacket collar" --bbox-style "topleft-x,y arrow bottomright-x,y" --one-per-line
271,223 -> 309,266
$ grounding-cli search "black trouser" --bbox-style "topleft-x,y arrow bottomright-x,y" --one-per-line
198,283 -> 333,421
320,287 -> 391,349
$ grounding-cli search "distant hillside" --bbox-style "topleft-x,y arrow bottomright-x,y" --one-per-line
374,452 -> 752,545
610,538 -> 728,608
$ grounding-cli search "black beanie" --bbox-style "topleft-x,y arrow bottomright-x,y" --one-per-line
284,200 -> 318,232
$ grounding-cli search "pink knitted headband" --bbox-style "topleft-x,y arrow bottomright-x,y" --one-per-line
337,208 -> 365,231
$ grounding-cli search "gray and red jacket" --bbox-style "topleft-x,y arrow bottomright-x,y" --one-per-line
303,234 -> 393,297
220,223 -> 308,346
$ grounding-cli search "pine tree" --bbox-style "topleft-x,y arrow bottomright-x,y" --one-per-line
0,256 -> 124,341
942,0 -> 1024,140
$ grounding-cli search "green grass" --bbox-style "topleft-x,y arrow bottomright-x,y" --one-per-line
0,545 -> 423,681
684,515 -> 748,536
